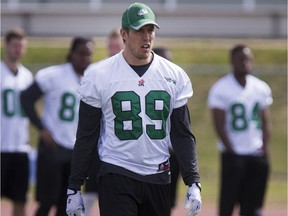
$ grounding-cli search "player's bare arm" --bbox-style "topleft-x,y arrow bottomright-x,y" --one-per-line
211,108 -> 235,154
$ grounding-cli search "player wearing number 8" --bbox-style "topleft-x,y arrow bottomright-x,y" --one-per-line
208,44 -> 273,216
20,37 -> 94,216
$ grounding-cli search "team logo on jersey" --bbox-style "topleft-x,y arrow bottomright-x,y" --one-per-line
164,77 -> 176,85
157,159 -> 170,172
137,8 -> 148,16
138,79 -> 145,86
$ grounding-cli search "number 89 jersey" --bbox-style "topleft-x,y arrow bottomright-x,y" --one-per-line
208,73 -> 273,155
79,52 -> 193,175
35,63 -> 82,149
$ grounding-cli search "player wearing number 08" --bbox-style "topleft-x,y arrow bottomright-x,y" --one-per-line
66,2 -> 201,216
208,44 -> 272,216
1,27 -> 33,216
20,37 -> 94,216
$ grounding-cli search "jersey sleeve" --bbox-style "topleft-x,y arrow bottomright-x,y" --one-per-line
21,65 -> 33,86
20,82 -> 44,130
68,100 -> 102,190
35,67 -> 56,93
207,82 -> 227,110
174,70 -> 193,108
260,82 -> 273,109
170,104 -> 200,185
78,72 -> 102,108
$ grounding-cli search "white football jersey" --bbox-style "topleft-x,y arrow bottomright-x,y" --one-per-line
35,63 -> 82,149
1,61 -> 33,152
79,52 -> 193,175
208,73 -> 273,155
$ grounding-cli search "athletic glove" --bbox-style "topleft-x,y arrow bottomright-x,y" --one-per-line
66,189 -> 85,216
185,183 -> 202,216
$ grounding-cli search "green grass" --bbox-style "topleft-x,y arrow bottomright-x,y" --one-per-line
3,37 -> 286,209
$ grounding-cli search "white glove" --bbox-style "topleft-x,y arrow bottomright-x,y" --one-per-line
185,183 -> 202,216
66,189 -> 85,216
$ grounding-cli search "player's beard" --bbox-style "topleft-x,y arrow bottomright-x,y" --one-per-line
125,46 -> 152,64
136,43 -> 153,61
136,50 -> 150,61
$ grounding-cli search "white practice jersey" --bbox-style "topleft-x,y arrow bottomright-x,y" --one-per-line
208,73 -> 273,155
35,63 -> 82,149
79,52 -> 193,175
1,61 -> 33,152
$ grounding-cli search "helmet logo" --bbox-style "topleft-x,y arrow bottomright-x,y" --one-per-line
137,8 -> 148,16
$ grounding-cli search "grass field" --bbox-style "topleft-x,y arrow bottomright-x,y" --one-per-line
1,37 -> 287,214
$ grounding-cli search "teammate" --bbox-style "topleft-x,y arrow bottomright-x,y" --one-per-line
83,28 -> 124,216
106,28 -> 124,57
153,47 -> 180,214
208,44 -> 272,216
20,37 -> 94,216
152,47 -> 172,63
66,3 -> 201,216
1,27 -> 33,216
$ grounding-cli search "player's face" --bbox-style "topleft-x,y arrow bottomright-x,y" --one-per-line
5,38 -> 27,63
108,37 -> 123,57
122,24 -> 155,65
232,48 -> 253,77
71,42 -> 94,75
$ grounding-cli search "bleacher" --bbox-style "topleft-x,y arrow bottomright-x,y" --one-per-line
1,0 -> 287,38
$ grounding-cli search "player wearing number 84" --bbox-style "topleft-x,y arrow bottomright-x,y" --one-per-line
208,44 -> 273,216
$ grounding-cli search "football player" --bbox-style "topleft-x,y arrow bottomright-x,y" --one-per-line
1,27 -> 33,216
208,44 -> 272,216
20,37 -> 94,216
67,3 -> 202,216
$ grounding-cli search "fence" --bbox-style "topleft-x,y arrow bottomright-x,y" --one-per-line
1,0 -> 287,38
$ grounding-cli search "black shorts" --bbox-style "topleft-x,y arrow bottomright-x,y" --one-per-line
36,140 -> 72,205
220,153 -> 269,216
1,152 -> 29,202
98,173 -> 170,216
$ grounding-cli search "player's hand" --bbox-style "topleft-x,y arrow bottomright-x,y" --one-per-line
66,189 -> 85,216
41,129 -> 58,149
185,183 -> 202,216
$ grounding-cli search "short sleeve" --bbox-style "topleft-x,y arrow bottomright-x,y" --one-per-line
78,73 -> 102,108
207,84 -> 227,110
174,79 -> 193,108
260,82 -> 273,109
35,68 -> 54,93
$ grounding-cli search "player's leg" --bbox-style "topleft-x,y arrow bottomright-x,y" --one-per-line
55,154 -> 72,216
219,153 -> 245,216
9,153 -> 29,216
1,153 -> 11,199
83,150 -> 100,216
139,182 -> 170,216
12,202 -> 26,216
35,140 -> 61,216
98,173 -> 139,216
241,155 -> 269,216
83,192 -> 97,216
